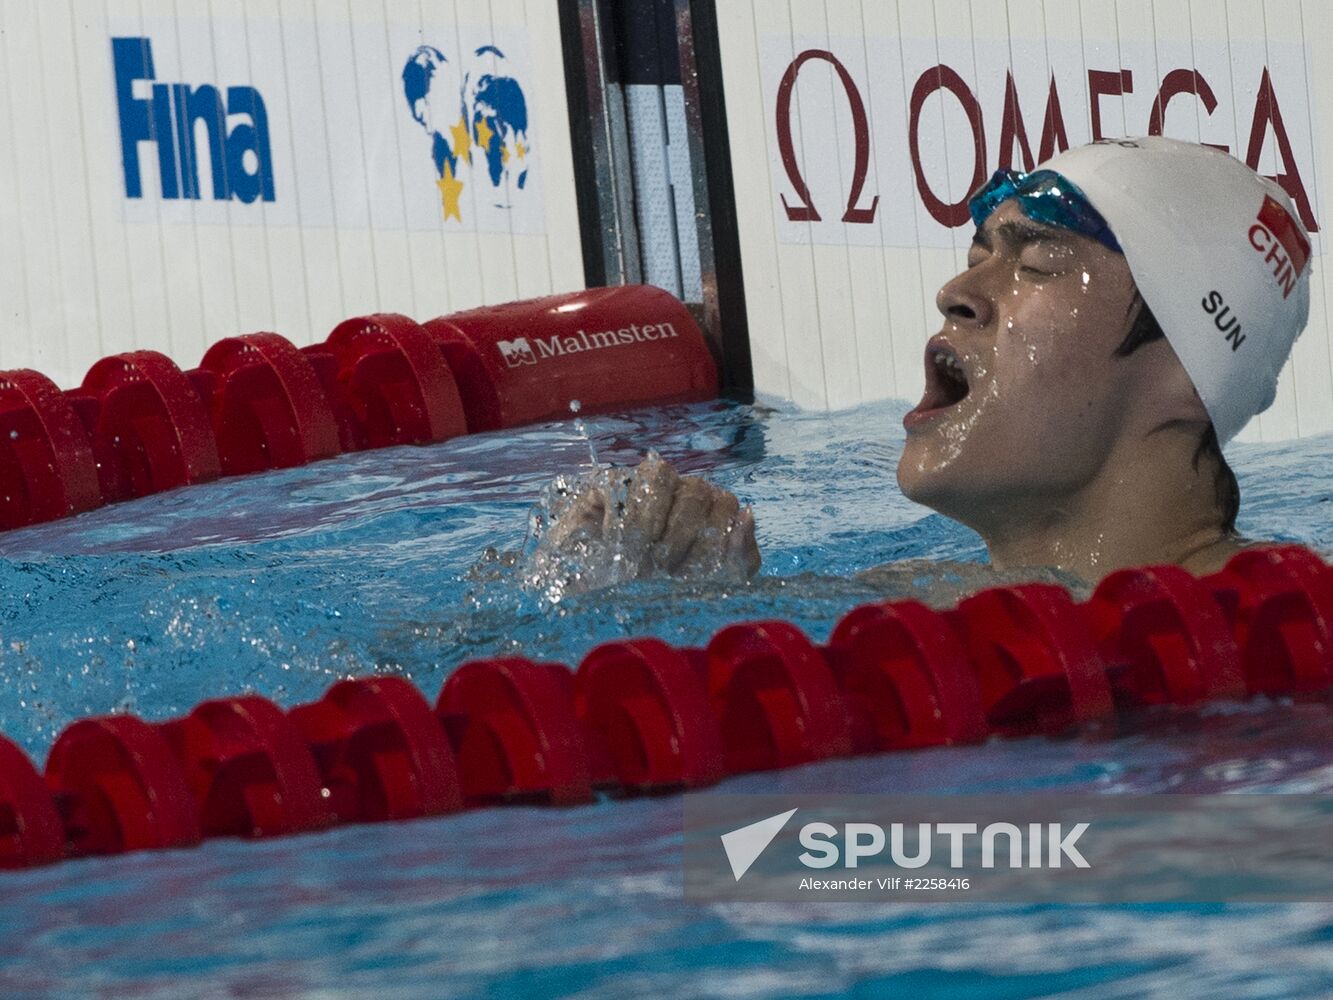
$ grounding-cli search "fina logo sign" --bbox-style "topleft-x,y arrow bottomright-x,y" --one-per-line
112,37 -> 274,204
402,44 -> 532,223
104,25 -> 543,235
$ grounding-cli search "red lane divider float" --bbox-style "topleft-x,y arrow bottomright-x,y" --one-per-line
291,677 -> 463,824
0,735 -> 65,868
156,696 -> 333,839
4,545 -> 1327,872
0,285 -> 718,532
318,313 -> 467,451
825,599 -> 987,752
576,638 -> 724,793
1085,564 -> 1246,708
0,370 -> 101,531
69,350 -> 222,503
194,333 -> 341,476
705,621 -> 852,773
1207,545 -> 1333,696
44,715 -> 200,857
437,658 -> 594,807
949,584 -> 1115,736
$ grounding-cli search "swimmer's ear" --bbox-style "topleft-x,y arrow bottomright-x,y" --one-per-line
1128,338 -> 1211,432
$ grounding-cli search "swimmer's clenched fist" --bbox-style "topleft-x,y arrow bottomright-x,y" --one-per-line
538,454 -> 760,580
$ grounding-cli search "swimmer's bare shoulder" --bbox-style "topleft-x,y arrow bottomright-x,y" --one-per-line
1177,534 -> 1286,576
859,539 -> 1324,600
854,558 -> 1092,604
1188,535 -> 1333,578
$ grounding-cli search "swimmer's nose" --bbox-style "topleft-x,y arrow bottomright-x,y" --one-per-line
936,274 -> 992,328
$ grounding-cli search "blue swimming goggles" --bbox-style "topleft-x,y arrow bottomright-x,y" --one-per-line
968,168 -> 1122,254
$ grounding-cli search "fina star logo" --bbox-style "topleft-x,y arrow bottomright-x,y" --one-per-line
720,808 -> 798,881
401,44 -> 531,223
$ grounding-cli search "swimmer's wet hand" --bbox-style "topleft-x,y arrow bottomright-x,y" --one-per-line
536,453 -> 761,583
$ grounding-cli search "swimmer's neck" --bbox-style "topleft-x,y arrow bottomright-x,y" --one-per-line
975,425 -> 1243,583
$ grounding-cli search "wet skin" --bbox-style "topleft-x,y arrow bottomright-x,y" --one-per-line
540,201 -> 1243,586
535,453 -> 762,582
898,200 -> 1239,578
899,200 -> 1144,523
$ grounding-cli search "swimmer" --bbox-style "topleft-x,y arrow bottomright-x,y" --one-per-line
539,137 -> 1311,586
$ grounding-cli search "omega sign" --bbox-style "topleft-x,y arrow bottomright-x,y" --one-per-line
765,35 -> 1319,249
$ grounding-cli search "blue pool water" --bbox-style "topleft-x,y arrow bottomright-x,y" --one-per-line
0,398 -> 1330,999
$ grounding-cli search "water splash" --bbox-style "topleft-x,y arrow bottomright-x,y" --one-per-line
569,399 -> 602,470
514,462 -> 644,605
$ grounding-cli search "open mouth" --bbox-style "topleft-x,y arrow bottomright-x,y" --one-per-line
905,341 -> 970,428
930,346 -> 970,405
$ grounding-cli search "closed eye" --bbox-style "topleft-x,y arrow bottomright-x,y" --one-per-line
1018,244 -> 1075,276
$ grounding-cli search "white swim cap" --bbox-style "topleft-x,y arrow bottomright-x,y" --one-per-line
1039,137 -> 1312,445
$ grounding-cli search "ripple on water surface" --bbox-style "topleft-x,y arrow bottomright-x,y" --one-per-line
0,398 -> 1330,999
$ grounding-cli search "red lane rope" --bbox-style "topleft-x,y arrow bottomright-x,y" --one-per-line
0,285 -> 717,532
3,544 -> 1328,870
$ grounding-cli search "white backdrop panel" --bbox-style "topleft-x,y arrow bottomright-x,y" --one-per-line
0,0 -> 583,389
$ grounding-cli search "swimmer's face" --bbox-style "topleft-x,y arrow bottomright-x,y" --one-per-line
897,199 -> 1145,526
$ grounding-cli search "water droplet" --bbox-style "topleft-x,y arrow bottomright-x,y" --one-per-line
570,403 -> 600,469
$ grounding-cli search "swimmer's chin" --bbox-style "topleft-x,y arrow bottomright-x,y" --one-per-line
895,461 -> 998,540
895,456 -> 956,510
